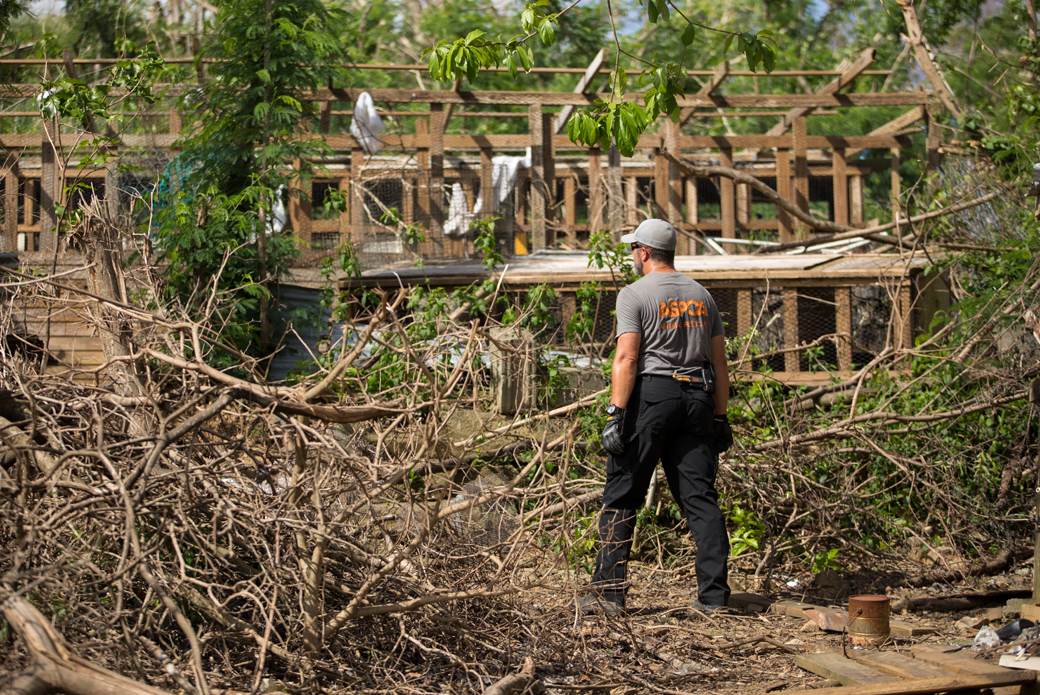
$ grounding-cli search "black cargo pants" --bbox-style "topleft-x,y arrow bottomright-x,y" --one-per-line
591,375 -> 730,608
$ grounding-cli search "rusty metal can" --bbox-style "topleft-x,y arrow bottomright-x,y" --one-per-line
848,595 -> 890,647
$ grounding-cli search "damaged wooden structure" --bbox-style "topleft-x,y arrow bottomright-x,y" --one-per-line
0,50 -> 952,382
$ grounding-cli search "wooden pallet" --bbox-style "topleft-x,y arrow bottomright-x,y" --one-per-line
790,645 -> 1038,695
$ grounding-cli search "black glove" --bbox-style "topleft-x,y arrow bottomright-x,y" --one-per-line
601,408 -> 625,455
713,414 -> 733,453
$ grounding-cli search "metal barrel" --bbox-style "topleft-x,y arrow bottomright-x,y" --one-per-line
848,595 -> 890,647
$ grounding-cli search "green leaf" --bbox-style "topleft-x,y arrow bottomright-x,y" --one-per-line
681,24 -> 696,46
507,54 -> 518,79
256,68 -> 271,84
647,0 -> 658,23
538,19 -> 555,46
656,0 -> 669,22
724,33 -> 735,53
465,29 -> 485,44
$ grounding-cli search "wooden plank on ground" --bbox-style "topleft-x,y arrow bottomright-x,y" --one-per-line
769,600 -> 815,618
851,652 -> 952,680
772,668 -> 1036,695
796,652 -> 899,686
729,592 -> 772,612
911,644 -> 1010,676
890,621 -> 936,637
806,607 -> 848,632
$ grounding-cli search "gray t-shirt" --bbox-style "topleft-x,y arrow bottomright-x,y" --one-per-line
615,272 -> 724,376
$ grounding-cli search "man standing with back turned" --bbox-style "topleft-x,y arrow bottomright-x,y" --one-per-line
579,218 -> 733,617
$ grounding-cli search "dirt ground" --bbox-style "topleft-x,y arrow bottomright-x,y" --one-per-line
503,561 -> 1033,695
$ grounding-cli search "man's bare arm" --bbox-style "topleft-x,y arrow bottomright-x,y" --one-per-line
610,332 -> 641,409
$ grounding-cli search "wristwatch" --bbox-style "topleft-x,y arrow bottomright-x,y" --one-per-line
606,403 -> 624,416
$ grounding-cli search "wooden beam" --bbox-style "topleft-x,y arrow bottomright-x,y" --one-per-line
441,79 -> 462,134
529,103 -> 547,251
3,162 -> 15,253
925,105 -> 943,173
850,653 -> 951,681
793,117 -> 810,239
430,105 -> 445,239
607,146 -> 623,233
896,0 -> 962,119
588,148 -> 602,233
796,653 -> 898,687
678,60 -> 730,126
720,147 -> 735,251
765,48 -> 876,136
40,121 -> 58,247
847,105 -> 925,156
318,87 -> 941,108
832,147 -> 848,227
289,158 -> 312,245
664,120 -> 683,250
685,178 -> 698,227
836,286 -> 852,371
625,175 -> 638,226
850,174 -> 863,226
776,148 -> 793,243
554,48 -> 607,133
563,175 -> 576,248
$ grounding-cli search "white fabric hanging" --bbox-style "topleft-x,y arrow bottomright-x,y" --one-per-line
444,183 -> 473,238
473,151 -> 531,215
350,92 -> 384,155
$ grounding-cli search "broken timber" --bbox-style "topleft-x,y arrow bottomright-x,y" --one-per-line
788,656 -> 1036,695
792,645 -> 1038,695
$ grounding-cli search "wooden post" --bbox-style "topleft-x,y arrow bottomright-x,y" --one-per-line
832,147 -> 848,227
169,106 -> 182,136
289,158 -> 312,246
563,175 -> 576,248
528,103 -> 547,251
625,176 -> 638,226
430,104 -> 445,242
350,148 -> 365,243
783,287 -> 800,374
607,145 -> 623,235
588,148 -> 602,234
776,148 -> 793,243
720,147 -> 736,252
836,286 -> 852,371
665,120 -> 684,253
898,281 -> 913,351
891,147 -> 902,230
479,146 -> 495,217
338,175 -> 350,249
737,288 -> 752,361
479,144 -> 495,253
416,117 -> 430,228
543,112 -> 556,246
4,155 -> 17,254
925,105 -> 943,174
793,117 -> 810,240
40,120 -> 58,250
850,174 -> 864,226
654,146 -> 668,218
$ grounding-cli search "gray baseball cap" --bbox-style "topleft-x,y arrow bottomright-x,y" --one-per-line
620,219 -> 676,251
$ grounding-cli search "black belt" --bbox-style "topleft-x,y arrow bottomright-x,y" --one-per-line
640,370 -> 714,392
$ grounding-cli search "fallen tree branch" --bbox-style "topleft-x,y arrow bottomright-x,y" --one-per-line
0,592 -> 174,695
663,152 -> 853,235
757,192 -> 999,254
749,390 -> 1027,452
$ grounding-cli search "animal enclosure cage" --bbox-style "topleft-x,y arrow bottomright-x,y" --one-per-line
0,56 -> 947,382
343,253 -> 942,384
